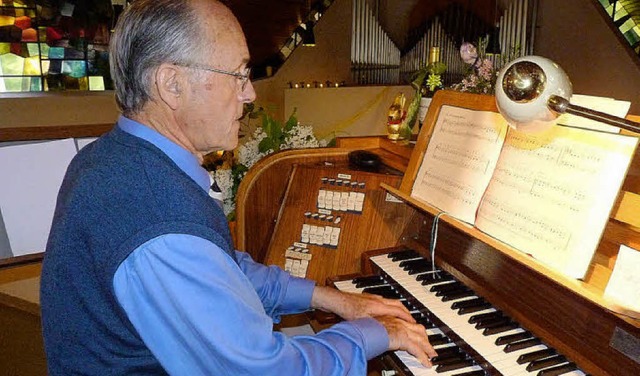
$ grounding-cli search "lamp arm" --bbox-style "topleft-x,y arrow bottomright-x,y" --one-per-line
548,95 -> 640,133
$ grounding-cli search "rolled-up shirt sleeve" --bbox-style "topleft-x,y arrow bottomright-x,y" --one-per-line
113,233 -> 389,375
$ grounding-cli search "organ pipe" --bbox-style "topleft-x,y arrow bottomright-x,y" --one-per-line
350,0 -> 536,86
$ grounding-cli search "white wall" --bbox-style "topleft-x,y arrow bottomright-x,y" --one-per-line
284,85 -> 415,140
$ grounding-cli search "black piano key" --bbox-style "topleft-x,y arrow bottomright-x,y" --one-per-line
416,270 -> 449,280
352,275 -> 384,288
495,330 -> 532,346
432,352 -> 467,365
458,302 -> 493,315
441,289 -> 475,302
504,337 -> 542,353
428,333 -> 451,346
399,258 -> 428,269
436,358 -> 475,373
408,264 -> 436,275
435,286 -> 467,298
434,285 -> 467,297
482,321 -> 519,336
413,311 -> 435,328
418,318 -> 436,329
430,281 -> 462,293
526,355 -> 567,372
362,286 -> 401,299
451,297 -> 487,310
361,285 -> 392,294
536,362 -> 577,376
468,310 -> 503,324
421,277 -> 450,286
411,312 -> 427,321
431,346 -> 462,359
400,299 -> 414,310
517,348 -> 557,364
389,249 -> 421,261
474,316 -> 510,329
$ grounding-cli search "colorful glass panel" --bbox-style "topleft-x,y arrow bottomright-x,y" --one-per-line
0,52 -> 23,75
88,76 -> 104,91
23,55 -> 39,75
0,0 -> 115,92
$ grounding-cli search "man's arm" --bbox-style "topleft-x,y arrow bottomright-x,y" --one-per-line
113,234 -> 388,375
236,251 -> 437,367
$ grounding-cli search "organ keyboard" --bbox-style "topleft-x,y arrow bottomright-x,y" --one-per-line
334,248 -> 587,376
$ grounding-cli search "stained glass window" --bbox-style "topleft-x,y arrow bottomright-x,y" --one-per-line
0,0 -> 115,92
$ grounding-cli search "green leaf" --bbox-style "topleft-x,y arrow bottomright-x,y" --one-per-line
261,113 -> 273,136
429,62 -> 447,75
284,108 -> 298,132
402,93 -> 421,131
258,137 -> 276,153
411,69 -> 428,91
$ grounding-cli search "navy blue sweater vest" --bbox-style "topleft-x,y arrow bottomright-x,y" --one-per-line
40,126 -> 235,375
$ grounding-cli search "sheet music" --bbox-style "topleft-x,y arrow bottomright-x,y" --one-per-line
475,126 -> 638,278
604,245 -> 640,312
0,138 -> 77,256
411,106 -> 509,223
556,94 -> 631,133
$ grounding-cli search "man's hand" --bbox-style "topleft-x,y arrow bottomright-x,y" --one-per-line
311,286 -> 414,322
376,315 -> 438,368
311,286 -> 437,367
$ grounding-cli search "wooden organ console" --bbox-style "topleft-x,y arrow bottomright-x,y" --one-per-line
235,91 -> 640,375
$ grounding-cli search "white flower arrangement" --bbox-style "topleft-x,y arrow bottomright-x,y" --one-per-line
209,108 -> 327,218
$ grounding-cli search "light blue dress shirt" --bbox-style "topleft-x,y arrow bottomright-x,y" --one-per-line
113,116 -> 388,375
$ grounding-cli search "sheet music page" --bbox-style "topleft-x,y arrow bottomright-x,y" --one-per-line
475,126 -> 638,278
411,106 -> 509,223
604,245 -> 640,312
556,94 -> 631,133
0,138 -> 77,256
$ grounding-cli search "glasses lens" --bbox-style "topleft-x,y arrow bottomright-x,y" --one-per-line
241,68 -> 251,91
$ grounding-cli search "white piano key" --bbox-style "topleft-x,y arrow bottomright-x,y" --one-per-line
559,371 -> 586,376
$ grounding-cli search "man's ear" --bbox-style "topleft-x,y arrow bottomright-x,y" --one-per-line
155,64 -> 183,110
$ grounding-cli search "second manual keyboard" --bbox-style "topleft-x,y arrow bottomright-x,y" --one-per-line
333,249 -> 586,376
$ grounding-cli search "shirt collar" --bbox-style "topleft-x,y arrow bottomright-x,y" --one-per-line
117,115 -> 211,192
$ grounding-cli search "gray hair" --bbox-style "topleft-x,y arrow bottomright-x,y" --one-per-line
109,0 -> 206,116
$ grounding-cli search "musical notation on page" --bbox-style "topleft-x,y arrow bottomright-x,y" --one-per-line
410,104 -> 638,280
475,126 -> 637,278
411,106 -> 508,223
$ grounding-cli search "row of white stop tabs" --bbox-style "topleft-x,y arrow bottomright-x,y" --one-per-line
317,190 -> 365,212
284,258 -> 309,278
301,224 -> 341,247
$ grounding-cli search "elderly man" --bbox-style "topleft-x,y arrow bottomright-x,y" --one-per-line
40,1 -> 435,374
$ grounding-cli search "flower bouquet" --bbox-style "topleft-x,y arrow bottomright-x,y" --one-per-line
451,41 -> 497,94
207,106 -> 327,218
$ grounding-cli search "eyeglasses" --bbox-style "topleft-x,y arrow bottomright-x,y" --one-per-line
177,63 -> 251,91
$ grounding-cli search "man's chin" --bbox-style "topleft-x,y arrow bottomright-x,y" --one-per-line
222,136 -> 239,151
